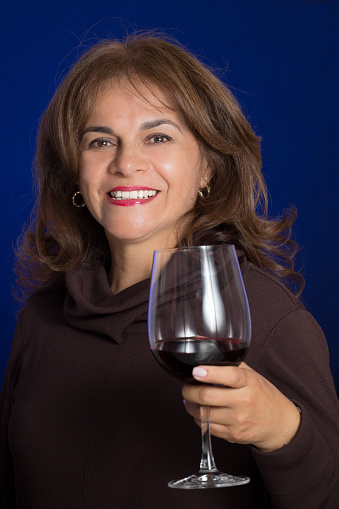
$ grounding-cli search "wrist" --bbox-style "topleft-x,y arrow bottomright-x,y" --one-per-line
282,405 -> 302,447
256,403 -> 302,453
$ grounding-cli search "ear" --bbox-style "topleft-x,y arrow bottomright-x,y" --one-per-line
200,162 -> 213,188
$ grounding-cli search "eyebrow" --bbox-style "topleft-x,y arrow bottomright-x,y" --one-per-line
139,119 -> 182,132
82,126 -> 114,136
82,119 -> 182,136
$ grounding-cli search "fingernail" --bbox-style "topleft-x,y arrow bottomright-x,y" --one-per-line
193,367 -> 208,379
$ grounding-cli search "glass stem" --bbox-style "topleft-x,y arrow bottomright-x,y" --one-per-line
199,405 -> 218,473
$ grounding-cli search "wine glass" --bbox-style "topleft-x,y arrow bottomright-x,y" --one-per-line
148,245 -> 251,489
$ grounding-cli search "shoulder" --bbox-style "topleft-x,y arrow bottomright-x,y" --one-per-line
22,279 -> 67,324
241,259 -> 304,355
241,259 -> 304,325
241,259 -> 329,368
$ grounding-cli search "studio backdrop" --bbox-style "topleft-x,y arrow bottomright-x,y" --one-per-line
0,0 -> 338,389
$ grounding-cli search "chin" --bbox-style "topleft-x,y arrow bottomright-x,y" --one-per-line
106,227 -> 157,243
105,225 -> 177,248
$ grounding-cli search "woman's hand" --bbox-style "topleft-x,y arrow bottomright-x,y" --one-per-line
182,363 -> 301,453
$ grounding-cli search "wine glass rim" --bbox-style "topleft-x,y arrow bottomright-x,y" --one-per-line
154,244 -> 236,255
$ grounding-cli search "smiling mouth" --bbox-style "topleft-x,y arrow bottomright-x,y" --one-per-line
107,189 -> 158,200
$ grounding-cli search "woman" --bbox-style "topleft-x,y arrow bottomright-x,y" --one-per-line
1,33 -> 338,508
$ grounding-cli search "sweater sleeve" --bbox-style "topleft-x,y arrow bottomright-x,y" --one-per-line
250,309 -> 339,509
0,308 -> 26,509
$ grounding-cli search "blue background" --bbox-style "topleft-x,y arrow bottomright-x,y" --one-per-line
1,0 -> 338,389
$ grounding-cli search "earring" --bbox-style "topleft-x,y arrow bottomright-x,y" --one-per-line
198,180 -> 211,198
72,191 -> 86,208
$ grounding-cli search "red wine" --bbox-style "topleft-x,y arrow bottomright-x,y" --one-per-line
152,337 -> 248,382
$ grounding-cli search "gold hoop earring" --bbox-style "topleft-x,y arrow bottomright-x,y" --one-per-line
198,180 -> 211,198
72,191 -> 86,208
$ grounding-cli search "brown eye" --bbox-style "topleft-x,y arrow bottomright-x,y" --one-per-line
147,134 -> 172,144
89,138 -> 114,148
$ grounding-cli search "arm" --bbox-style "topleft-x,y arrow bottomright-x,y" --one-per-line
182,310 -> 339,508
0,309 -> 26,508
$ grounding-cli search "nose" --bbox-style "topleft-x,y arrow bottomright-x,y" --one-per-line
108,143 -> 149,177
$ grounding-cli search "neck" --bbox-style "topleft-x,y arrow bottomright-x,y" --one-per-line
107,235 -> 178,294
109,246 -> 153,294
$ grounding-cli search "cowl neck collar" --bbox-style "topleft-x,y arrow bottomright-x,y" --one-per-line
63,264 -> 150,344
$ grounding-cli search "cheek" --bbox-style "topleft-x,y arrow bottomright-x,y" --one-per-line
78,158 -> 88,189
159,150 -> 204,185
78,172 -> 102,220
78,151 -> 107,186
181,160 -> 206,195
78,164 -> 96,195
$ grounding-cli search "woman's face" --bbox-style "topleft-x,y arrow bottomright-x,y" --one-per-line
78,80 -> 209,251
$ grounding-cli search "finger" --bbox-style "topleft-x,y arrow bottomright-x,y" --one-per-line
183,382 -> 252,409
183,399 -> 201,419
207,421 -> 251,444
192,363 -> 252,388
183,398 -> 232,423
183,399 -> 233,434
182,382 -> 234,407
183,400 -> 243,443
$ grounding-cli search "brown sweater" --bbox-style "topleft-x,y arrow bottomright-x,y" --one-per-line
1,256 -> 339,508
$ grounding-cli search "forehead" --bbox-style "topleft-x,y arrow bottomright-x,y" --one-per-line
90,78 -> 178,119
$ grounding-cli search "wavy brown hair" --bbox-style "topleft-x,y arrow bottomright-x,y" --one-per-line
15,31 -> 304,300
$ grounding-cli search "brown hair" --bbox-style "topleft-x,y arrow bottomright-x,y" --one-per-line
15,31 -> 304,300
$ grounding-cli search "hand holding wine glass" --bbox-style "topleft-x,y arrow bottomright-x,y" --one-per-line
148,245 -> 252,489
182,361 -> 302,453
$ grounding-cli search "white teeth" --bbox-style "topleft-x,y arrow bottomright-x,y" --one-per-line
109,190 -> 157,200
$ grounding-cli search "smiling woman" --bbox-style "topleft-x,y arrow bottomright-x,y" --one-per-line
1,32 -> 338,509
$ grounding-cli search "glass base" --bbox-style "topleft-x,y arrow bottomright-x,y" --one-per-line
168,470 -> 250,489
